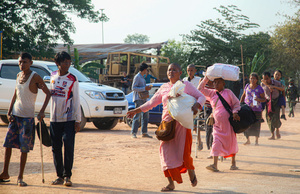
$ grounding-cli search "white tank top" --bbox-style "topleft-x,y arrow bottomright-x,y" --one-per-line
12,71 -> 37,118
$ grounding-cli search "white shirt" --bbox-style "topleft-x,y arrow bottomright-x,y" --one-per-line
50,71 -> 81,123
183,76 -> 201,88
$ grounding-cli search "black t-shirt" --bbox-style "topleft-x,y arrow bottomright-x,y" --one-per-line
121,76 -> 130,88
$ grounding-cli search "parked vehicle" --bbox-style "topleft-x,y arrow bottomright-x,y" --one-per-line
124,83 -> 163,127
0,60 -> 128,130
99,52 -> 170,86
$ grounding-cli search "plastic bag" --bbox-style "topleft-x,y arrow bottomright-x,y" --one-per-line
206,63 -> 240,81
167,81 -> 196,129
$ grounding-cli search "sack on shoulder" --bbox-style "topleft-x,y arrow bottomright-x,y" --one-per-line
138,91 -> 149,99
155,120 -> 176,141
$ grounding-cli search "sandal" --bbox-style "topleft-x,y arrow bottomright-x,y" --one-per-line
230,166 -> 239,170
51,177 -> 64,185
161,186 -> 174,192
0,179 -> 10,183
206,164 -> 219,172
17,179 -> 27,186
190,174 -> 197,187
197,142 -> 203,151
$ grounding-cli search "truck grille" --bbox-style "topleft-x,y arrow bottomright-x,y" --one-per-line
104,106 -> 126,111
105,92 -> 124,100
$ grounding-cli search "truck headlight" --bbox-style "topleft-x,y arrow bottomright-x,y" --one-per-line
85,91 -> 106,100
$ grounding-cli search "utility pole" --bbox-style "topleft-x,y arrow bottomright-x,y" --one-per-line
99,9 -> 109,44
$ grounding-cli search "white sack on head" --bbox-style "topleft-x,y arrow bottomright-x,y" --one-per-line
206,63 -> 240,81
167,81 -> 196,129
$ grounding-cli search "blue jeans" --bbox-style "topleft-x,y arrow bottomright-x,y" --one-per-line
122,87 -> 128,95
131,100 -> 149,134
50,121 -> 75,178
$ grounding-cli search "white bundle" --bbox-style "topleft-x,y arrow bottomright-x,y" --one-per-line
206,63 -> 240,81
167,81 -> 196,129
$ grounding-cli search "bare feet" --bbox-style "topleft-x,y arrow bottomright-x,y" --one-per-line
268,136 -> 275,140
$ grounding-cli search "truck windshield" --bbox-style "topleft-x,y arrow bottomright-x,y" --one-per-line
47,65 -> 92,82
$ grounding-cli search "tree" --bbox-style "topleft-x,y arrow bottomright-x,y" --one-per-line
124,33 -> 150,44
270,13 -> 300,79
160,39 -> 192,76
0,0 -> 100,58
183,5 -> 260,67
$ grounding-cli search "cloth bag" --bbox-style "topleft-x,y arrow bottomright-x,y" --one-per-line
216,92 -> 257,133
155,120 -> 176,141
206,63 -> 240,81
36,119 -> 52,147
167,81 -> 196,129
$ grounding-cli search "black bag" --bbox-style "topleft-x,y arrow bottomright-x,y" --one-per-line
216,92 -> 257,133
36,119 -> 52,147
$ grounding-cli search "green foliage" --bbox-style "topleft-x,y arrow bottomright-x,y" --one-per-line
245,52 -> 269,76
0,0 -> 100,58
80,62 -> 104,80
183,5 -> 260,67
270,13 -> 300,79
160,39 -> 192,76
124,33 -> 150,44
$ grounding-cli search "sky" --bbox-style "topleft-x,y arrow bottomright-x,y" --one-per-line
69,0 -> 298,44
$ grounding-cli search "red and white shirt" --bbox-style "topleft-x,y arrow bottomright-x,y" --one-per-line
50,71 -> 81,123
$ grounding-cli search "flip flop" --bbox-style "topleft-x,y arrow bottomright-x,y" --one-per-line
17,179 -> 27,186
0,179 -> 10,183
161,186 -> 174,192
190,174 -> 197,187
230,166 -> 239,170
206,164 -> 219,172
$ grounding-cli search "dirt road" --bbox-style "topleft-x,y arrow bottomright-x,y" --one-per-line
0,108 -> 300,193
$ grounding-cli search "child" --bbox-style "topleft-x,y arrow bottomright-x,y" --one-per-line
273,70 -> 287,120
198,76 -> 240,172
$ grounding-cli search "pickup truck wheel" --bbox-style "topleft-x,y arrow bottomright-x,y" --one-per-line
124,114 -> 142,128
0,115 -> 9,124
80,110 -> 87,130
93,118 -> 118,130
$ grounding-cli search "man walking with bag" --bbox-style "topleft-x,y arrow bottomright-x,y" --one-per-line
131,62 -> 152,138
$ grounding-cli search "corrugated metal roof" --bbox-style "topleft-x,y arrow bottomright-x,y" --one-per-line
54,42 -> 166,63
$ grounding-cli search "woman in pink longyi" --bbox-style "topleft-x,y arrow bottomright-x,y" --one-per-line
127,63 -> 206,192
198,76 -> 240,172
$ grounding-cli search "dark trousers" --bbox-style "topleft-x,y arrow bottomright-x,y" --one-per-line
50,121 -> 75,178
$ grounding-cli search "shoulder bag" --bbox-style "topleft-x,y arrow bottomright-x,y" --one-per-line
216,92 -> 257,133
155,119 -> 176,141
138,91 -> 149,100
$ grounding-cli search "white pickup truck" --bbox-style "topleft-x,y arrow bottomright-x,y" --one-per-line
0,60 -> 128,130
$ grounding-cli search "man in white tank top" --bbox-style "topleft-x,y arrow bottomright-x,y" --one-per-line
0,52 -> 51,186
182,64 -> 203,151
